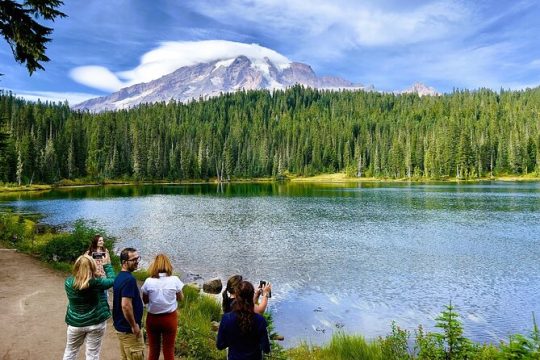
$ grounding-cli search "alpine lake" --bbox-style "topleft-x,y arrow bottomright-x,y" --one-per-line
2,181 -> 539,347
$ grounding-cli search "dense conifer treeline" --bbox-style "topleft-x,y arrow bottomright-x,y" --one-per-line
1,85 -> 539,184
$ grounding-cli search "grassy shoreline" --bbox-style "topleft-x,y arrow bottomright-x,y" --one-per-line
289,172 -> 540,183
1,173 -> 539,193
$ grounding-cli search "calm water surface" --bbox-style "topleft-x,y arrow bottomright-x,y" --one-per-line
2,181 -> 540,346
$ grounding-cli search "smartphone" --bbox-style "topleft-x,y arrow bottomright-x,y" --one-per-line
92,252 -> 105,259
259,280 -> 271,298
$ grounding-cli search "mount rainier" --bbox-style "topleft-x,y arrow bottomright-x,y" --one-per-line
73,55 -> 435,112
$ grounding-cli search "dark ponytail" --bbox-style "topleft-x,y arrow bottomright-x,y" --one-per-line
222,275 -> 242,313
222,291 -> 232,313
232,281 -> 255,334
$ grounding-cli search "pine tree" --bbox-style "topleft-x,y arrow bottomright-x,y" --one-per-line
16,146 -> 22,185
433,303 -> 474,359
42,137 -> 58,182
67,136 -> 75,179
0,0 -> 66,74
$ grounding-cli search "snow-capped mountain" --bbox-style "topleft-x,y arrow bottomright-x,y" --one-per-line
73,56 -> 368,112
399,82 -> 439,96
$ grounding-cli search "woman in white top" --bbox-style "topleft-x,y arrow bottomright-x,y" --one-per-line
141,254 -> 184,360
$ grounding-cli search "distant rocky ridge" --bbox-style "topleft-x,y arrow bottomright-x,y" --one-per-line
399,82 -> 439,96
73,56 -> 436,112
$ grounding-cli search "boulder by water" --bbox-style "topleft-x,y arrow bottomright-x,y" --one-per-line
203,278 -> 222,294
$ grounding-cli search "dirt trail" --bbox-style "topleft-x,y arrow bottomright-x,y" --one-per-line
0,248 -> 119,360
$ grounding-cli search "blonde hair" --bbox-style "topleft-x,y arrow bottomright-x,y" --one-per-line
72,255 -> 97,290
148,254 -> 173,278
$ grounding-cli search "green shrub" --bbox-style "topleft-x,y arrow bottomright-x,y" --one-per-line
380,322 -> 410,360
345,165 -> 357,178
263,311 -> 287,360
39,219 -> 113,262
176,285 -> 224,360
415,325 -> 445,360
471,344 -> 502,360
0,212 -> 42,253
132,269 -> 150,282
0,212 -> 26,246
500,313 -> 540,359
39,233 -> 75,262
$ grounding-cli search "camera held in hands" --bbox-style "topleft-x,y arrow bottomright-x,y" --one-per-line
259,280 -> 271,298
92,252 -> 105,260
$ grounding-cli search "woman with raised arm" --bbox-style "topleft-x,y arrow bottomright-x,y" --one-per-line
62,253 -> 115,360
85,234 -> 110,277
217,281 -> 271,360
222,275 -> 272,314
141,254 -> 184,360
253,281 -> 272,314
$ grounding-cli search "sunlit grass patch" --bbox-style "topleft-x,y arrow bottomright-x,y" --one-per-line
176,285 -> 224,360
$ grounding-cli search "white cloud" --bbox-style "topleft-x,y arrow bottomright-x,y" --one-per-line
398,42 -> 531,90
498,82 -> 540,91
70,40 -> 291,92
350,2 -> 470,46
192,0 -> 471,47
530,59 -> 540,68
70,66 -> 125,92
7,89 -> 100,105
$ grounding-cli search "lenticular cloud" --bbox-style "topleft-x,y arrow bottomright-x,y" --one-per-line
70,40 -> 292,92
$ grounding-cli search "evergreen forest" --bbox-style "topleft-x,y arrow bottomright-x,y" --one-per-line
1,85 -> 539,184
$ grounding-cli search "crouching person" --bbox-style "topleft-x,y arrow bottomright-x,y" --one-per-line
113,248 -> 144,360
217,281 -> 271,360
63,253 -> 115,360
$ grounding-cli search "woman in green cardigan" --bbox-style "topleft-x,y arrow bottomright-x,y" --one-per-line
62,253 -> 115,360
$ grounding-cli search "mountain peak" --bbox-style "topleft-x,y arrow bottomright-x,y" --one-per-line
232,55 -> 251,65
73,56 -> 366,112
400,82 -> 439,96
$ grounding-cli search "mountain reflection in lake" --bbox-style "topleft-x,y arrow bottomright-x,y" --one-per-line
3,181 -> 540,347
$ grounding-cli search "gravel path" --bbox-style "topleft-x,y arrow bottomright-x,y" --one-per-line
0,248 -> 120,360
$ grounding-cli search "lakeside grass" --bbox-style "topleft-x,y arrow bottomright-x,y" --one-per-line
287,334 -> 385,360
176,285 -> 225,359
1,172 -> 539,194
290,172 -> 540,183
2,211 -> 540,359
0,184 -> 52,193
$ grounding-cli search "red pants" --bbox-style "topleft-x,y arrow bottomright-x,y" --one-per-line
146,311 -> 178,360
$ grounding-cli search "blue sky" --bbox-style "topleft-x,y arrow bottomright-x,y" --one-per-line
1,0 -> 540,104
